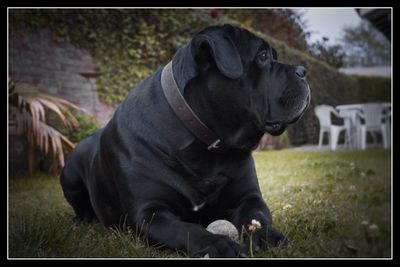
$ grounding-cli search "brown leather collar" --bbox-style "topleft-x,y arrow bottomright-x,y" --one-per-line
161,61 -> 221,150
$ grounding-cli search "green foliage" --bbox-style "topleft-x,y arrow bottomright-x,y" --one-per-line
9,150 -> 391,258
8,9 -> 310,107
10,9 -> 216,106
67,113 -> 101,143
46,110 -> 100,144
10,9 -> 391,145
355,76 -> 391,103
224,9 -> 310,51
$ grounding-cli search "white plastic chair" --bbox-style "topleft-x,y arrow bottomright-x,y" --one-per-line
315,105 -> 351,151
358,103 -> 389,150
338,108 -> 361,149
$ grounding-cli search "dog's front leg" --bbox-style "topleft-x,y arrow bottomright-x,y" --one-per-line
134,206 -> 247,258
223,163 -> 287,252
229,195 -> 286,251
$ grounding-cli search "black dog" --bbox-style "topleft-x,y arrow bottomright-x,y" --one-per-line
60,24 -> 310,258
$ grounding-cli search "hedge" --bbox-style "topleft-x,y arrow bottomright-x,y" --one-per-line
10,9 -> 391,145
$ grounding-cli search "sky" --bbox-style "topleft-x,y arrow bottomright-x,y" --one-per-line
300,8 -> 363,45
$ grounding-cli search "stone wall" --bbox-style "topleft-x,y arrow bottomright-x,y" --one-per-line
9,28 -> 114,125
9,29 -> 115,176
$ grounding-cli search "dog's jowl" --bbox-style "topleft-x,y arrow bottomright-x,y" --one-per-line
60,24 -> 310,258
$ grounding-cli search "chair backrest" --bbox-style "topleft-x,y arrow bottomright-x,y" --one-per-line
360,103 -> 385,126
314,105 -> 336,128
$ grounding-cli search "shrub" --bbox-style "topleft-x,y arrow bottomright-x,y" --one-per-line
66,113 -> 101,144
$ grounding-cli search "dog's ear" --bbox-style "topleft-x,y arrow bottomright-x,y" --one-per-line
191,26 -> 243,79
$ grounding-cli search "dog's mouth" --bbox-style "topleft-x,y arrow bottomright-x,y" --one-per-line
287,94 -> 310,123
261,92 -> 310,136
262,122 -> 286,136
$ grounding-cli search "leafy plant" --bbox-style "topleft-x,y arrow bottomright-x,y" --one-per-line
9,80 -> 87,174
46,110 -> 101,144
67,113 -> 100,143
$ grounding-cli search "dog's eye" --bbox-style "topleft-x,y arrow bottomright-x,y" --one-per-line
256,50 -> 268,64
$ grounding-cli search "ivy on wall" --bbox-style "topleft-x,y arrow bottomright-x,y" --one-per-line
10,9 -> 218,106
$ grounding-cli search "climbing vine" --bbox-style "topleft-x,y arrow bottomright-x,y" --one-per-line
10,9 -> 219,106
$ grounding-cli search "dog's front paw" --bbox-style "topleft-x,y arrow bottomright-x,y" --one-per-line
194,234 -> 247,258
248,226 -> 287,251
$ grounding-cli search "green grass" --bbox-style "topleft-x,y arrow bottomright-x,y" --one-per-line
9,149 -> 391,258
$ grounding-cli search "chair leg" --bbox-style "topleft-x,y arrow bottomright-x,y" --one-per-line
361,127 -> 367,150
327,131 -> 331,148
381,125 -> 389,149
330,127 -> 340,151
318,129 -> 324,148
356,126 -> 361,149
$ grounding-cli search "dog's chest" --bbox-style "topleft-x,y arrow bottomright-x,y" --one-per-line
175,142 -> 246,198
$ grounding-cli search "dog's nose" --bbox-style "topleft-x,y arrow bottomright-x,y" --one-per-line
295,66 -> 307,79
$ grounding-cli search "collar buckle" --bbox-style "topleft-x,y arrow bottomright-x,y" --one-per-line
207,139 -> 221,150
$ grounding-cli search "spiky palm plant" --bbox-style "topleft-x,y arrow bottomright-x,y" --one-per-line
9,80 -> 87,174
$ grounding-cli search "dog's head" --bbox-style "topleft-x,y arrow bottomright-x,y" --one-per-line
173,24 -> 311,149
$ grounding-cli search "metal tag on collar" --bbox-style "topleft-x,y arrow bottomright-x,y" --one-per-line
207,139 -> 221,150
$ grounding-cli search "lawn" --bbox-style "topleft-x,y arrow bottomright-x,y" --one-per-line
8,149 -> 391,258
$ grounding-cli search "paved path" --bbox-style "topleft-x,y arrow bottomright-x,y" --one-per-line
285,144 -> 387,151
285,144 -> 339,151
